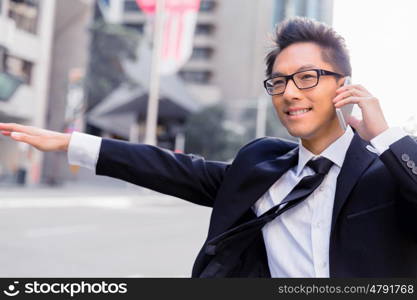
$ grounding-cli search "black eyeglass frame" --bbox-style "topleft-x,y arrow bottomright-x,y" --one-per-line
263,69 -> 344,96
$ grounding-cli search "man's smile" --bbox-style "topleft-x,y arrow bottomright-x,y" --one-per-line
284,107 -> 313,119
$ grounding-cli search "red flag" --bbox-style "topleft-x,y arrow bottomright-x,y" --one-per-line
135,0 -> 201,75
135,0 -> 157,14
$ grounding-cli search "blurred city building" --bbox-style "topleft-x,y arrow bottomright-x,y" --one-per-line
0,0 -> 333,186
88,0 -> 334,144
0,0 -> 94,185
86,0 -> 201,149
94,0 -> 332,107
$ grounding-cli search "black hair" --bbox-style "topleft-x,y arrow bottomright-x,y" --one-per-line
265,17 -> 352,77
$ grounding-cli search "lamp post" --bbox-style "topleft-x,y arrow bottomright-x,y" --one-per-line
144,0 -> 165,146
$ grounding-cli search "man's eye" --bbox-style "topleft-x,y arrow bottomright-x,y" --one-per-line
301,74 -> 315,80
272,79 -> 285,86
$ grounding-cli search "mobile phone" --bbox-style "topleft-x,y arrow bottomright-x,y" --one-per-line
335,76 -> 353,131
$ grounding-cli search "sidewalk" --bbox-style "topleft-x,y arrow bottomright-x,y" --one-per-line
0,171 -> 211,277
0,167 -> 158,198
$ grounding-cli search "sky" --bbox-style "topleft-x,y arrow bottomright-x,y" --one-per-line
332,0 -> 417,130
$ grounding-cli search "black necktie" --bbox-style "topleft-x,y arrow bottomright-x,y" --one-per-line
205,156 -> 334,255
257,156 -> 334,221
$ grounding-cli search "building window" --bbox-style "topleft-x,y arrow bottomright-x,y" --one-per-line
195,23 -> 214,35
0,72 -> 23,101
199,0 -> 216,12
4,54 -> 33,85
179,70 -> 212,84
8,0 -> 40,34
124,0 -> 141,12
191,47 -> 213,60
124,22 -> 144,33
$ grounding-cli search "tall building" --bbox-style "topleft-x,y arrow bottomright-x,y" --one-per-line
0,0 -> 334,186
93,0 -> 333,122
95,0 -> 221,105
0,0 -> 94,185
0,0 -> 54,185
273,0 -> 333,26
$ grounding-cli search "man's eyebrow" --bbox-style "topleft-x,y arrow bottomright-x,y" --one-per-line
270,64 -> 318,77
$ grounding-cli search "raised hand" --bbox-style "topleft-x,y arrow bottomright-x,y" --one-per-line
0,123 -> 71,152
333,84 -> 389,141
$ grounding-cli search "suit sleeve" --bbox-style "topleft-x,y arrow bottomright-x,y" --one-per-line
379,135 -> 417,206
96,138 -> 230,207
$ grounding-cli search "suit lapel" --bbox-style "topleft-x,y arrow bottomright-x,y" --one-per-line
331,133 -> 377,233
210,132 -> 377,239
209,146 -> 299,237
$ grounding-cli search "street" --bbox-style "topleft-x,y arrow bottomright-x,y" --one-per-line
0,183 -> 211,277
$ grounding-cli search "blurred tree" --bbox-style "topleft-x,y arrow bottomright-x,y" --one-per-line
184,101 -> 296,162
184,104 -> 245,161
84,21 -> 139,111
83,21 -> 140,135
241,101 -> 296,141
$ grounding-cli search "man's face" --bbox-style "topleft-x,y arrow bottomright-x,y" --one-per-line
271,42 -> 343,141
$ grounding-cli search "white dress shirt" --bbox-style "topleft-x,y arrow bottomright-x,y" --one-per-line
67,126 -> 407,277
252,126 -> 406,277
253,127 -> 353,277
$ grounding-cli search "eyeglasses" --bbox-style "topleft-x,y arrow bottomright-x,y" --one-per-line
263,69 -> 344,96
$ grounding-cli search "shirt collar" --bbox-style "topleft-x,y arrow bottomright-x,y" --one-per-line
296,126 -> 354,176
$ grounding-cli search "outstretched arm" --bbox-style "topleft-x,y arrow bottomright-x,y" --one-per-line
0,123 -> 230,207
97,138 -> 229,207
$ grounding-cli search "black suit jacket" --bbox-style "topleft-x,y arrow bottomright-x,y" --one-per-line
96,132 -> 417,277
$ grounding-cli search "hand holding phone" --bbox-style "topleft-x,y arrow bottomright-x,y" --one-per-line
335,76 -> 353,131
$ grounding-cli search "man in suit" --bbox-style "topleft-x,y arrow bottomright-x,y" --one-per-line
1,17 -> 417,277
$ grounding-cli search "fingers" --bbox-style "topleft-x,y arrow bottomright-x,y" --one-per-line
352,84 -> 369,93
336,84 -> 369,94
333,86 -> 375,108
0,123 -> 39,136
0,123 -> 23,132
333,87 -> 365,105
333,88 -> 360,106
335,86 -> 362,97
10,132 -> 24,140
0,124 -> 42,148
333,90 -> 354,102
10,132 -> 41,148
335,96 -> 375,108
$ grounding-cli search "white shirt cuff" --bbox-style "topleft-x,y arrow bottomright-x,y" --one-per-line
370,127 -> 407,155
67,131 -> 102,170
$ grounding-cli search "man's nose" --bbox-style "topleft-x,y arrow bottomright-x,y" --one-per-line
282,78 -> 302,100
